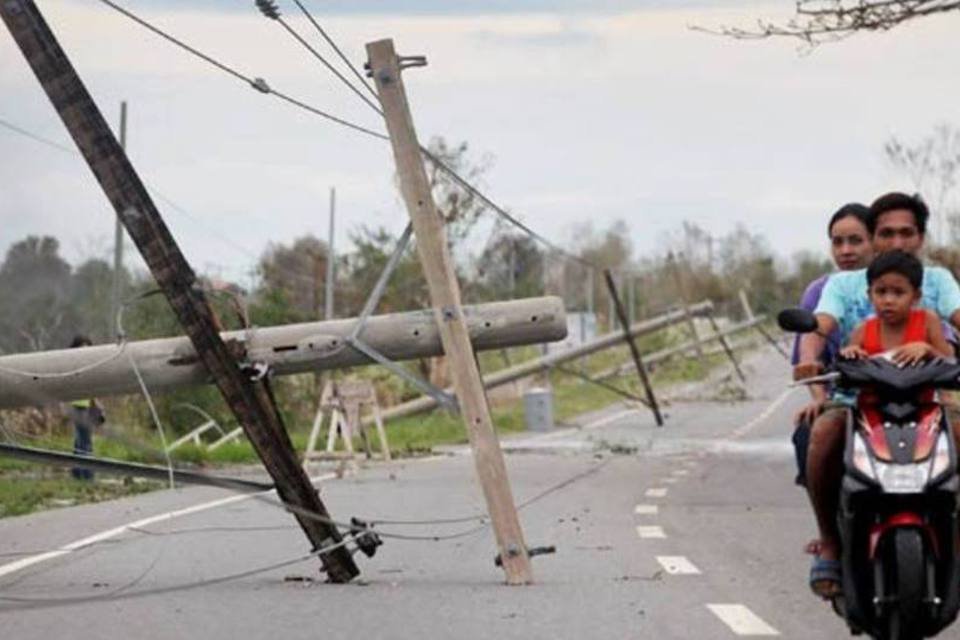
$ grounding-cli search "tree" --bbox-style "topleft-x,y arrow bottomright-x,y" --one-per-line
884,124 -> 960,244
422,136 -> 492,245
472,224 -> 545,302
70,258 -> 124,341
336,226 -> 429,316
700,1 -> 960,45
0,236 -> 74,353
253,235 -> 331,324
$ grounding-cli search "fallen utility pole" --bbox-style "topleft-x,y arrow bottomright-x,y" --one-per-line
604,270 -> 663,426
1,0 -> 357,581
367,301 -> 714,427
368,39 -> 532,584
593,315 -> 768,382
0,296 -> 565,409
0,443 -> 273,493
739,289 -> 788,359
706,311 -> 746,383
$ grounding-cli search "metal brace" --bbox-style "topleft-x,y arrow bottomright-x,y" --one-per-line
345,222 -> 459,413
494,544 -> 556,567
398,55 -> 427,70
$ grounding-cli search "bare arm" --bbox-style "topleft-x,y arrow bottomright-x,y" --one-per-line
795,313 -> 837,377
793,313 -> 838,426
840,324 -> 868,360
926,310 -> 954,359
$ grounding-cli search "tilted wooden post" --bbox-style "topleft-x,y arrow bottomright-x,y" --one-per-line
1,0 -> 358,582
604,270 -> 663,426
367,38 -> 533,584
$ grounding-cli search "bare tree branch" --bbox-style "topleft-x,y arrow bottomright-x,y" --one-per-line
694,1 -> 960,46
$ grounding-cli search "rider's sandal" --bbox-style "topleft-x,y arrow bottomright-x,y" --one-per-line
809,557 -> 842,600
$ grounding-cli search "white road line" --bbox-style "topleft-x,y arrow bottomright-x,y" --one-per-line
663,478 -> 679,484
582,408 -> 643,431
634,504 -> 659,515
672,469 -> 689,477
636,526 -> 667,539
645,488 -> 668,498
0,472 -> 336,580
730,387 -> 798,440
656,555 -> 701,575
707,604 -> 780,636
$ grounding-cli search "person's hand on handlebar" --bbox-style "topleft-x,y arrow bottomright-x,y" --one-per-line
840,345 -> 869,360
891,342 -> 935,367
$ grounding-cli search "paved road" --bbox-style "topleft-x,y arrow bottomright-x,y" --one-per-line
2,347 -> 957,638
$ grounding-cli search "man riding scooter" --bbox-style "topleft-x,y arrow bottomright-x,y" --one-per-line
795,192 -> 960,599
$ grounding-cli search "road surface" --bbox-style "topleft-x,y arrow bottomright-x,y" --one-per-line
1,346 -> 947,638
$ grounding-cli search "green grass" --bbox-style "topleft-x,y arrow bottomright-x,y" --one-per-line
0,469 -> 160,518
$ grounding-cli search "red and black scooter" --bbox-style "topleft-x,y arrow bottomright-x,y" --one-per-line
781,308 -> 960,640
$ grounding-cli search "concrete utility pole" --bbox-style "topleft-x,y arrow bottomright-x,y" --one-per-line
367,38 -> 533,584
109,100 -> 127,337
368,301 -> 713,426
1,0 -> 358,582
0,296 -> 566,409
325,187 -> 336,320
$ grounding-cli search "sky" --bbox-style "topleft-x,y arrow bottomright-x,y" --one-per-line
2,0 -> 959,287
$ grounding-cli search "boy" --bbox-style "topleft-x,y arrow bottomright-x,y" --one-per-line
840,251 -> 953,364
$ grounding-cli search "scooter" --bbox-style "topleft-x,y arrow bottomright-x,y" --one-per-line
781,308 -> 960,640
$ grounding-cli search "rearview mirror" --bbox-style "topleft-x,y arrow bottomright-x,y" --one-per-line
777,308 -> 818,334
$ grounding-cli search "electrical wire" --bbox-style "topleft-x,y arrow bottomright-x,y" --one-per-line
278,2 -> 623,276
94,0 -> 387,141
0,341 -> 128,379
0,538 -> 352,609
78,0 -> 623,284
0,116 -> 74,153
288,0 -> 380,102
258,6 -> 382,115
0,114 -> 366,295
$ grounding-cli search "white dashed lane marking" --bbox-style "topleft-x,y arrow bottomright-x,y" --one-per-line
672,469 -> 689,477
634,504 -> 659,515
707,604 -> 780,636
636,526 -> 667,539
645,488 -> 668,498
656,556 -> 701,575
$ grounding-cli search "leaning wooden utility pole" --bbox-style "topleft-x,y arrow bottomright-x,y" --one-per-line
1,0 -> 358,582
367,38 -> 533,585
604,270 -> 663,426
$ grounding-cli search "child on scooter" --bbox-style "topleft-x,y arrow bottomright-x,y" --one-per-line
840,250 -> 954,363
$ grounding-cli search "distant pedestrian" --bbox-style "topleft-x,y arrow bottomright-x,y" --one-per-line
67,335 -> 104,481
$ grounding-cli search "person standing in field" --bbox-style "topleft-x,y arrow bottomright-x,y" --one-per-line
67,335 -> 104,481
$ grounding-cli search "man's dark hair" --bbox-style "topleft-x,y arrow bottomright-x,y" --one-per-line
69,335 -> 92,348
866,250 -> 923,290
867,192 -> 929,236
826,203 -> 870,237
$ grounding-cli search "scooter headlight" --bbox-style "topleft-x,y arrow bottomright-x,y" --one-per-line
929,431 -> 952,482
852,431 -> 877,481
874,460 -> 929,494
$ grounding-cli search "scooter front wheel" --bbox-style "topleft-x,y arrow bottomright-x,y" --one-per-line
877,528 -> 926,640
